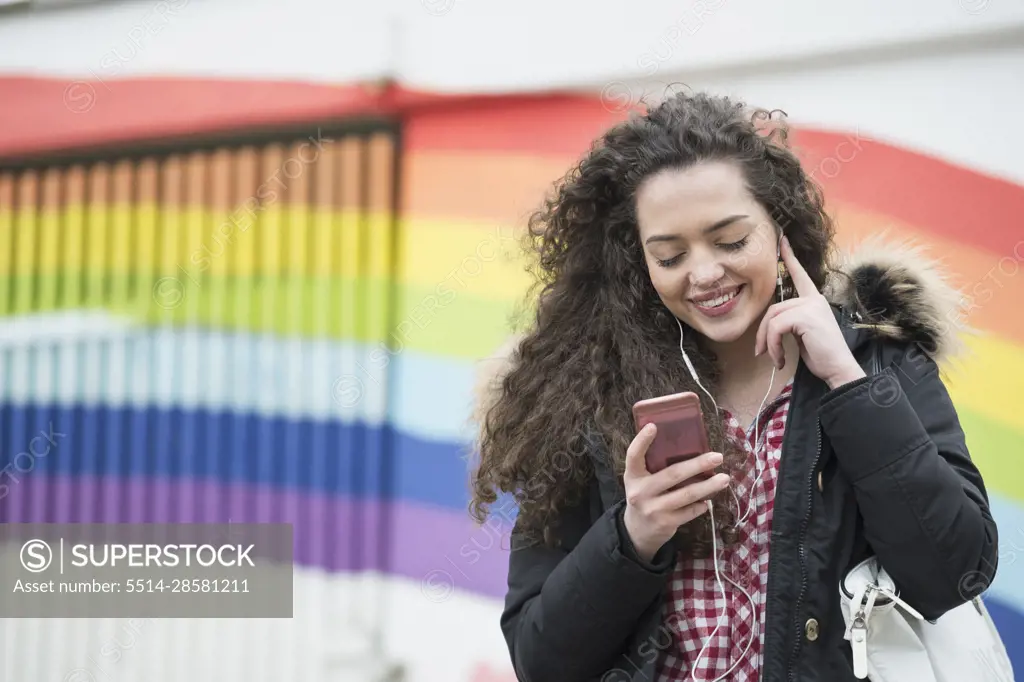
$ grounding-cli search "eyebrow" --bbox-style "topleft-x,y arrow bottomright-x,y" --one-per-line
644,214 -> 749,245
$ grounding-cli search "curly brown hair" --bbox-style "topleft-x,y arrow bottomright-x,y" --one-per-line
469,91 -> 837,556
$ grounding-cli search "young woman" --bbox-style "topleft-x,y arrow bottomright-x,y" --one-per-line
469,92 -> 999,682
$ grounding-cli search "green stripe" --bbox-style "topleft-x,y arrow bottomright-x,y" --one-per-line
959,408 -> 1024,505
389,282 -> 526,357
1,272 -> 1020,505
0,274 -> 524,357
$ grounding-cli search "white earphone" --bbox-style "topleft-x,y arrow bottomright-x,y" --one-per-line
672,231 -> 786,681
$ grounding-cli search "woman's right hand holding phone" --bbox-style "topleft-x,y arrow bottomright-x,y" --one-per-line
621,423 -> 731,563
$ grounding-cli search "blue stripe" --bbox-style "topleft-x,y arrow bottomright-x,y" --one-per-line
5,399 -> 1024,628
0,402 -> 470,511
0,325 -> 479,444
986,598 -> 1024,677
986,495 -> 1024,614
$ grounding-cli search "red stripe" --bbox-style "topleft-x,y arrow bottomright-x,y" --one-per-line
402,93 -> 627,155
0,76 -> 612,159
793,130 -> 1024,259
0,76 -> 393,159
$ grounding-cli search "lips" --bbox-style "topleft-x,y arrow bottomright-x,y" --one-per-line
690,286 -> 742,310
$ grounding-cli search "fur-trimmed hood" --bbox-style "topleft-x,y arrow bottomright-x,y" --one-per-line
471,236 -> 971,427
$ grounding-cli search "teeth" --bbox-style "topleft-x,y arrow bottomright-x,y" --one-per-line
694,290 -> 738,309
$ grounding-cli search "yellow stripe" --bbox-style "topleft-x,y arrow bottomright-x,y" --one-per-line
206,204 -> 233,326
9,204 -> 1024,311
110,196 -> 132,307
181,206 -> 205,319
945,334 -> 1024,438
61,203 -> 85,307
312,207 -> 335,278
285,203 -> 309,333
85,196 -> 108,306
0,206 -> 450,284
14,175 -> 39,313
135,205 -> 159,278
958,409 -> 1024,504
366,211 -> 394,339
0,202 -> 12,315
339,207 -> 362,339
309,208 -> 334,337
206,209 -> 234,279
399,216 -> 531,300
38,201 -> 61,310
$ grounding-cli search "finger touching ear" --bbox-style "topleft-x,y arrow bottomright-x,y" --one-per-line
780,237 -> 818,297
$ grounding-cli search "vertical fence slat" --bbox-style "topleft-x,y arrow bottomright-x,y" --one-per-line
38,169 -> 61,313
128,159 -> 158,524
13,170 -> 38,316
49,164 -> 77,682
58,166 -> 86,528
0,173 -> 13,317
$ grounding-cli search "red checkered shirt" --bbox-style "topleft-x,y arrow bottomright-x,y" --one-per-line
656,378 -> 795,682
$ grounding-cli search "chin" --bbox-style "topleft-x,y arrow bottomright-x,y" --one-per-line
687,317 -> 751,345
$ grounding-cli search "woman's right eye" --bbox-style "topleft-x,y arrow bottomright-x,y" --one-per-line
656,254 -> 683,268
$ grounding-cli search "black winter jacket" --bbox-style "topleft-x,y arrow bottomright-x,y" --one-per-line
492,248 -> 1000,682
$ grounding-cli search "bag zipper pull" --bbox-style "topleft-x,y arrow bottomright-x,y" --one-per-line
878,588 -> 924,620
850,612 -> 869,679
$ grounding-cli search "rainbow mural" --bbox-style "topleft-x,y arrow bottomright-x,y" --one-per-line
0,82 -> 1022,679
395,97 -> 1024,675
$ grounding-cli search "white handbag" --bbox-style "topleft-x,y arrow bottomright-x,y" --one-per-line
839,556 -> 1015,681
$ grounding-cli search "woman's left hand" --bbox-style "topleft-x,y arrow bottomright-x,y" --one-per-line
754,237 -> 866,390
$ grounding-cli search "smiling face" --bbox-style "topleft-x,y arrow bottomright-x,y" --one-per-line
635,160 -> 782,347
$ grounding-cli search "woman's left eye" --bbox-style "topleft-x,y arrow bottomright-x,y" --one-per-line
719,237 -> 749,252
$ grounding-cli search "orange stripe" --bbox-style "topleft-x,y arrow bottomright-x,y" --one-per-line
406,150 -> 1024,344
408,108 -> 1023,257
831,204 -> 1024,345
403,133 -> 1019,258
402,150 -> 566,227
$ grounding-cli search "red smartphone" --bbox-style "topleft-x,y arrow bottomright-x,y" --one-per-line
632,391 -> 712,477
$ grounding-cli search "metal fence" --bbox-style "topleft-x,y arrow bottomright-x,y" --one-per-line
0,119 -> 405,682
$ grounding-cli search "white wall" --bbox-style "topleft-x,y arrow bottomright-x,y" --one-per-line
2,0 -> 1020,184
398,0 -> 1024,92
0,0 -> 396,83
1,0 -> 1022,94
604,42 -> 1024,186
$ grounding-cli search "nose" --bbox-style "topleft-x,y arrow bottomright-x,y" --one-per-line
687,254 -> 727,290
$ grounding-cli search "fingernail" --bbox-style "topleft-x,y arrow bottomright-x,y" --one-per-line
710,452 -> 723,464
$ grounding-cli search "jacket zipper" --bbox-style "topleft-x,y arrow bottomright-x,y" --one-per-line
787,417 -> 822,682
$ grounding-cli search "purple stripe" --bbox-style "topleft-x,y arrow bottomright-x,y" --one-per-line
0,474 -> 510,599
